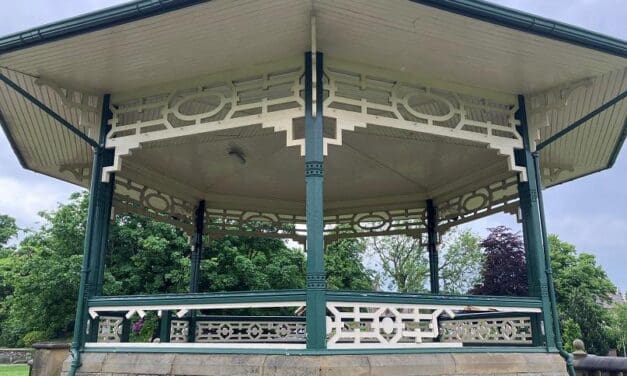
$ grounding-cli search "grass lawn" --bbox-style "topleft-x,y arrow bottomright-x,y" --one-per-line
0,364 -> 29,376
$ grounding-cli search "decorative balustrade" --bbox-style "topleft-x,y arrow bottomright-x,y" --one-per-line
86,290 -> 541,351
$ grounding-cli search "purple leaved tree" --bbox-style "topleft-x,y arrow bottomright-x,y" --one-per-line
471,226 -> 528,296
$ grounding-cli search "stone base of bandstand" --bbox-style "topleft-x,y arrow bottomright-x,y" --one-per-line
62,352 -> 567,375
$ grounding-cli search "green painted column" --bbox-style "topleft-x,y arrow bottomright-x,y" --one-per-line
426,199 -> 439,294
94,96 -> 115,296
515,95 -> 556,350
188,200 -> 205,343
304,51 -> 326,350
68,94 -> 113,374
189,200 -> 206,293
85,95 -> 116,342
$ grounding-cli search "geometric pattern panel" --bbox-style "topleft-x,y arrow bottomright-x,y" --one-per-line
326,302 -> 457,349
195,320 -> 306,343
323,61 -> 525,177
96,316 -> 124,343
113,176 -> 195,233
102,61 -> 305,181
437,175 -> 520,230
170,320 -> 189,343
440,317 -> 533,344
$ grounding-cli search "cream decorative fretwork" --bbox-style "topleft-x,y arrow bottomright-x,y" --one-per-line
35,78 -> 101,128
170,320 -> 189,343
526,78 -> 593,149
102,62 -> 305,182
325,302 -> 539,349
113,176 -> 195,233
324,208 -> 427,243
194,320 -> 306,343
322,61 -> 525,177
440,317 -> 533,344
96,316 -> 124,343
325,302 -> 458,349
204,207 -> 427,243
437,175 -> 519,230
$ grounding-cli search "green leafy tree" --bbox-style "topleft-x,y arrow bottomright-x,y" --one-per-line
610,303 -> 627,357
0,214 -> 19,249
439,229 -> 483,295
367,235 -> 428,292
325,238 -> 375,291
367,228 -> 482,293
549,235 -> 616,355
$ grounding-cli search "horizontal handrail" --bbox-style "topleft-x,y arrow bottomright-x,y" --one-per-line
88,290 -> 542,312
326,291 -> 542,309
89,289 -> 307,307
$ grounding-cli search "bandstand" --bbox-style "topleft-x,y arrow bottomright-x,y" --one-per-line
0,1 -> 625,375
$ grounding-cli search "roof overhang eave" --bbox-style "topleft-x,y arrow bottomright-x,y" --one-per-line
0,0 -> 625,58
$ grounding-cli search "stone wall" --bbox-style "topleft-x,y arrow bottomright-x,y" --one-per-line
63,352 -> 568,376
0,348 -> 32,364
31,342 -> 70,376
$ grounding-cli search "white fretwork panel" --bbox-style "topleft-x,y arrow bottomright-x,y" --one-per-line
324,208 -> 427,243
102,63 -> 305,181
205,208 -> 307,242
97,316 -> 123,343
35,78 -> 101,128
437,176 -> 520,230
205,207 -> 427,243
195,321 -> 306,343
170,320 -> 189,343
440,317 -> 532,344
113,176 -> 195,233
326,302 -> 457,349
323,62 -> 525,176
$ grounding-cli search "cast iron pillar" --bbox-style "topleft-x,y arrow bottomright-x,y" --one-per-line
515,95 -> 556,350
426,199 -> 439,294
188,200 -> 205,343
69,94 -> 114,373
94,96 -> 115,296
189,200 -> 206,293
304,51 -> 326,350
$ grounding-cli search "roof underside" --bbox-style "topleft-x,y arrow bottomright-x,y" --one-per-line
0,0 -> 625,233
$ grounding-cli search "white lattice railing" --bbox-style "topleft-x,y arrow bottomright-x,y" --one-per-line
86,291 -> 541,350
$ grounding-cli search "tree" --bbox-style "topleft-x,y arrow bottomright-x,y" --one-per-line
0,214 -> 19,249
325,238 -> 375,291
549,235 -> 617,355
367,228 -> 482,293
610,303 -> 627,357
367,234 -> 428,292
471,226 -> 527,296
439,229 -> 483,295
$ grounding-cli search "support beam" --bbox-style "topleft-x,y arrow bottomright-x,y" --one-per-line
426,199 -> 439,294
305,51 -> 326,350
0,73 -> 99,148
515,95 -> 556,351
68,94 -> 112,376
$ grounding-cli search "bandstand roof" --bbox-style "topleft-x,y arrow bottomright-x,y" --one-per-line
0,0 -> 625,240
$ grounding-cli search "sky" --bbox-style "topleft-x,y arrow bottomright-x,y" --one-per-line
0,0 -> 625,290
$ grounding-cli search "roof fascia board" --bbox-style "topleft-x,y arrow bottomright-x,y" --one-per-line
0,0 -> 209,55
410,0 -> 627,58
